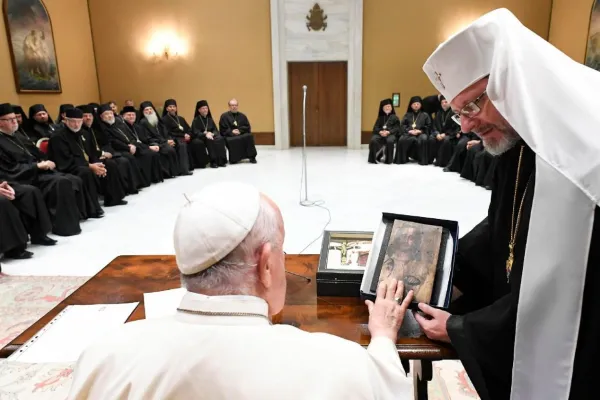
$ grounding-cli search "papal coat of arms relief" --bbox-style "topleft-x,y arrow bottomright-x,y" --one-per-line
306,3 -> 327,31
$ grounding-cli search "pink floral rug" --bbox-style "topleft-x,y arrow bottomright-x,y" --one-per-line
0,274 -> 89,348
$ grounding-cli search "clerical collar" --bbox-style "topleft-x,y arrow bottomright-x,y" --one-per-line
176,291 -> 270,325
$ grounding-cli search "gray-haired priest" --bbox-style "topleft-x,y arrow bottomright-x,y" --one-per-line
413,8 -> 600,400
68,182 -> 415,399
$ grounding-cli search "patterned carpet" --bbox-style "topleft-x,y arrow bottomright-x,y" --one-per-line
0,274 -> 89,348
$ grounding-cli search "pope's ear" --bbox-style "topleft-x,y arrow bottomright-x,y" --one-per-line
257,242 -> 273,287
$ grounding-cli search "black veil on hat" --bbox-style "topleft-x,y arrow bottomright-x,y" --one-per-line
10,105 -> 27,121
56,104 -> 74,122
162,99 -> 177,117
194,100 -> 212,119
76,104 -> 94,114
378,98 -> 395,117
28,104 -> 54,124
138,101 -> 159,120
98,103 -> 113,116
0,103 -> 14,118
406,96 -> 423,113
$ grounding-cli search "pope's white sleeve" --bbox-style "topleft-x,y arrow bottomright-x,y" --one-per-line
365,336 -> 413,399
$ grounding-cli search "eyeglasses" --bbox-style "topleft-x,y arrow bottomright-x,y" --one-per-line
0,117 -> 18,123
451,90 -> 487,125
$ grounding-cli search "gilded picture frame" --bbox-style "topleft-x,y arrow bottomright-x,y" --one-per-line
2,0 -> 62,93
585,0 -> 600,71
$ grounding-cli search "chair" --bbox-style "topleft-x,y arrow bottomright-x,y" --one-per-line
36,138 -> 49,154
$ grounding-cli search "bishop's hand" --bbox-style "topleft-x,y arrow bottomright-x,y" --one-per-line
414,303 -> 451,343
366,279 -> 414,342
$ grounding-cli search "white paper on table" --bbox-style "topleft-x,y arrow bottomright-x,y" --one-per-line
143,287 -> 186,319
8,302 -> 138,363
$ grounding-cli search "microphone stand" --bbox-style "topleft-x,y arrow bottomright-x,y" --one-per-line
300,85 -> 311,206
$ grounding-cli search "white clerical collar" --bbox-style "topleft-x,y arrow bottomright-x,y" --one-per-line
176,292 -> 270,325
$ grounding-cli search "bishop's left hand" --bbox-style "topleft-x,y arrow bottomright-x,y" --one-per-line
414,303 -> 451,343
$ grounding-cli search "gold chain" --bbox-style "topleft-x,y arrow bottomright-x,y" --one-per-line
506,145 -> 532,281
176,308 -> 271,323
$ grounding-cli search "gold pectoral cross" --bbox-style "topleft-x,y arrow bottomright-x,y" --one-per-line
506,243 -> 514,281
412,123 -> 416,129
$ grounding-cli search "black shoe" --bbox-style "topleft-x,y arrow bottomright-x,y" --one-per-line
5,248 -> 33,259
218,163 -> 226,167
91,210 -> 105,219
210,163 -> 218,168
249,158 -> 257,164
105,200 -> 128,207
443,167 -> 451,172
31,235 -> 57,246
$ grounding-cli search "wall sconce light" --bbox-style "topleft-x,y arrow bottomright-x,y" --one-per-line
146,30 -> 186,61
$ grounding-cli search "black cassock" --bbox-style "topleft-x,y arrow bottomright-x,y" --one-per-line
460,140 -> 483,182
0,182 -> 52,252
27,122 -> 58,142
446,142 -> 600,400
368,113 -> 400,164
80,126 -> 128,206
161,114 -> 194,173
122,121 -> 163,184
105,121 -> 162,185
474,154 -> 497,189
0,194 -> 29,254
191,115 -> 227,167
86,123 -> 141,194
445,132 -> 476,172
395,111 -> 432,165
430,108 -> 460,167
218,111 -> 257,164
138,118 -> 181,177
0,133 -> 82,236
47,127 -> 104,217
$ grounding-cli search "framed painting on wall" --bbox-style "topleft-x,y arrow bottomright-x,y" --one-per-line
586,0 -> 600,71
2,0 -> 62,93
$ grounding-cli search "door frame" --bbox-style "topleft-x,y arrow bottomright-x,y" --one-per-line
270,0 -> 363,150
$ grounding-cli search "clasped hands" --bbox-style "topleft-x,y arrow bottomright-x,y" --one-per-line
90,163 -> 107,177
367,278 -> 451,343
232,129 -> 241,136
37,160 -> 56,170
0,181 -> 15,200
409,129 -> 422,136
379,130 -> 390,137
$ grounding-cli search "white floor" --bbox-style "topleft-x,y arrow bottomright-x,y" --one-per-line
1,147 -> 490,277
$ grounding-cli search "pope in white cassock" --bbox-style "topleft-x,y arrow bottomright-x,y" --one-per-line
68,181 -> 415,399
413,8 -> 600,400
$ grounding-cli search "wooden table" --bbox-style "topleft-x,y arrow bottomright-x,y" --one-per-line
1,254 -> 456,399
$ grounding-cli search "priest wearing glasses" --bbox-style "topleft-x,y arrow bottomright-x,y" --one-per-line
414,9 -> 600,400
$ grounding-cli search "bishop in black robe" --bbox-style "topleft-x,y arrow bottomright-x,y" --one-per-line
445,131 -> 477,173
119,112 -> 163,185
137,101 -> 180,178
368,98 -> 400,164
161,99 -> 194,174
395,96 -> 432,165
0,105 -> 82,235
78,105 -> 140,195
191,100 -> 227,168
47,109 -> 105,218
218,99 -> 257,164
55,104 -> 74,126
419,142 -> 600,400
0,181 -> 56,259
27,104 -> 58,141
97,104 -> 153,187
430,96 -> 461,167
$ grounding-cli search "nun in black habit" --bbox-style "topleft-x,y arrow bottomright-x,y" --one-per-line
161,99 -> 193,174
27,104 -> 57,141
137,101 -> 180,178
192,100 -> 227,168
395,96 -> 432,165
368,98 -> 400,164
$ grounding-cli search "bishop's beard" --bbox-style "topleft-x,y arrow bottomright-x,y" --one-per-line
145,112 -> 158,127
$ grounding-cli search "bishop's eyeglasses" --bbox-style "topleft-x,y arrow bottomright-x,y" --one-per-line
451,90 -> 487,125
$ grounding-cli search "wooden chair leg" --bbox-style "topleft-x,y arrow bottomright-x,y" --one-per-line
413,360 -> 433,400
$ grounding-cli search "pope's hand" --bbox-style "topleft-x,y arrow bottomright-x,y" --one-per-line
366,279 -> 413,342
414,303 -> 451,343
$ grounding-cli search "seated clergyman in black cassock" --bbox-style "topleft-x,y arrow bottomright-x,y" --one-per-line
192,100 -> 227,168
218,98 -> 257,164
55,104 -> 74,127
429,96 -> 460,166
120,107 -> 164,182
368,98 -> 400,164
395,96 -> 432,165
444,131 -> 477,173
80,105 -> 140,196
97,103 -> 153,187
421,93 -> 443,120
27,104 -> 57,141
0,103 -> 83,236
460,137 -> 497,190
0,179 -> 56,260
137,102 -> 180,178
161,99 -> 194,174
11,105 -> 38,154
48,108 -> 106,218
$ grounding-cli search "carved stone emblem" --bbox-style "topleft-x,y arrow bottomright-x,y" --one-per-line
306,3 -> 327,31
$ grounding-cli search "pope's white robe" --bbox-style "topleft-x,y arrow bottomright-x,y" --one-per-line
68,292 -> 413,400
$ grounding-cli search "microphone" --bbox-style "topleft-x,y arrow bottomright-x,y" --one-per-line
302,85 -> 307,92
